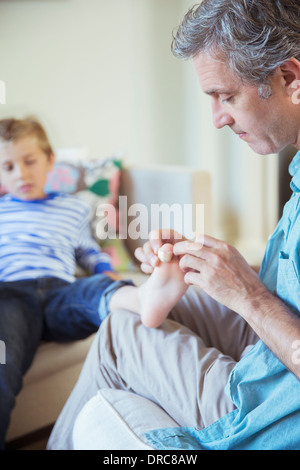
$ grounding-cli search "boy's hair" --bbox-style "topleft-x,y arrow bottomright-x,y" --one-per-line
172,0 -> 300,99
0,117 -> 53,158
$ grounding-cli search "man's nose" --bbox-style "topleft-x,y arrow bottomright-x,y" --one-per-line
212,101 -> 234,129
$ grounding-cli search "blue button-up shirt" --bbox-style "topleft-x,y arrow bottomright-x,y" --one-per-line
144,152 -> 300,450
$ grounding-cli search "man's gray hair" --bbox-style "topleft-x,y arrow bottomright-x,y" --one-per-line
172,0 -> 300,99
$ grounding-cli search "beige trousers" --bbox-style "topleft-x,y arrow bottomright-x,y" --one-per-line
47,286 -> 258,450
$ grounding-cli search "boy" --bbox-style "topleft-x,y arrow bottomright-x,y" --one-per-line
0,117 -> 187,448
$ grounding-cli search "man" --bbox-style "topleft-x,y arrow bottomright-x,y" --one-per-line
48,0 -> 300,450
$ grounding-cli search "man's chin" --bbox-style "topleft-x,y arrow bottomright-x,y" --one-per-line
246,140 -> 280,156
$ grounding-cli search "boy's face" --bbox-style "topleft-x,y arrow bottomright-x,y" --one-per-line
0,135 -> 55,200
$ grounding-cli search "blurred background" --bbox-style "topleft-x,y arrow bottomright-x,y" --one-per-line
0,0 -> 294,265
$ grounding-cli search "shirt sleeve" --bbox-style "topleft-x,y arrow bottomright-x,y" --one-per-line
75,213 -> 114,274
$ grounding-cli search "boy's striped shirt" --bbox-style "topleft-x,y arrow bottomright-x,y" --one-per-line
0,192 -> 112,282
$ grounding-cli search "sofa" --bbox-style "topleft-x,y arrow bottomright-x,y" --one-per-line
5,164 -> 211,449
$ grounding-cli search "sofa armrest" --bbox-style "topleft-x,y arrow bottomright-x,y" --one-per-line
6,335 -> 96,443
73,389 -> 179,450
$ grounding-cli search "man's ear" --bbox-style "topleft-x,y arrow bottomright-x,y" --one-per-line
279,59 -> 300,103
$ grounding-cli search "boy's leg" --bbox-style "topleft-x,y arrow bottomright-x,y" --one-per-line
48,288 -> 253,450
43,274 -> 134,341
0,283 -> 43,449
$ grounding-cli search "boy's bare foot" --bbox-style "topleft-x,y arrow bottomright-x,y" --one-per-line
138,244 -> 188,328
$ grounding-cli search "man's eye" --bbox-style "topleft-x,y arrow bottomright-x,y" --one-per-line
221,96 -> 233,104
26,160 -> 36,165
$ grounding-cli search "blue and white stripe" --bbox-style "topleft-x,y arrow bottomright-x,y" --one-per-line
0,192 -> 112,283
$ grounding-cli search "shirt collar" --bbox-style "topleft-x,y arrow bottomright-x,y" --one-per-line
289,151 -> 300,193
6,192 -> 60,203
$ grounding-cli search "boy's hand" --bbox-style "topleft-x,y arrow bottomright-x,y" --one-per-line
134,229 -> 187,274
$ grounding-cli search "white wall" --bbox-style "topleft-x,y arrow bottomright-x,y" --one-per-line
0,0 -> 187,165
0,0 -> 279,264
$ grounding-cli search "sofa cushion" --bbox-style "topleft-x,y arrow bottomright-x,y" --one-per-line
44,148 -> 122,241
44,148 -> 138,273
72,389 -> 179,450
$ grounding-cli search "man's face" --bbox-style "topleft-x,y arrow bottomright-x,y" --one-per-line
194,52 -> 300,155
0,135 -> 55,200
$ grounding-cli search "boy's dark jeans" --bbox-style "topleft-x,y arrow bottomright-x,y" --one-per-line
0,275 -> 133,449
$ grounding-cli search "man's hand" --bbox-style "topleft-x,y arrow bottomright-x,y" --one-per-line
173,234 -> 267,315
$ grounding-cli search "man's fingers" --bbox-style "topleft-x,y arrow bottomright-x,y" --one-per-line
173,234 -> 229,259
184,271 -> 202,286
179,253 -> 204,272
195,234 -> 224,248
173,240 -> 209,259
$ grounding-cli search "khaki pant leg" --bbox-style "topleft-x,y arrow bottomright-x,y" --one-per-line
169,286 -> 259,361
96,309 -> 237,429
48,289 -> 258,450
